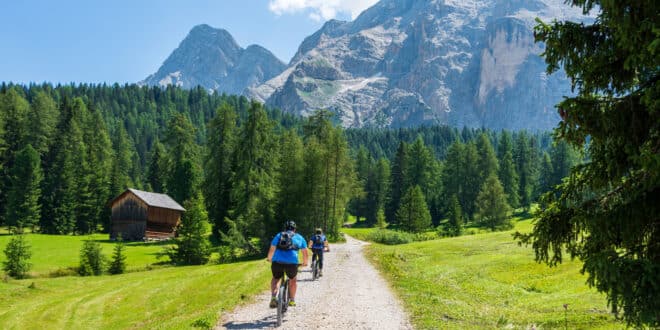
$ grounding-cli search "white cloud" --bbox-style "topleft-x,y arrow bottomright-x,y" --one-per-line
268,0 -> 379,21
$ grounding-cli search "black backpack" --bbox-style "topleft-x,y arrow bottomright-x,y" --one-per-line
277,231 -> 297,250
313,234 -> 323,245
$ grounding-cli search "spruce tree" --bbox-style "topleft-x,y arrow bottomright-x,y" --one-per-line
5,145 -> 43,233
203,103 -> 237,236
167,193 -> 211,265
25,91 -> 58,157
446,194 -> 463,236
146,141 -> 166,193
476,133 -> 499,185
366,158 -> 390,225
78,240 -> 105,276
396,185 -> 432,233
0,89 -> 29,225
516,1 -> 659,325
461,142 -> 480,219
474,174 -> 511,230
109,123 -> 134,198
164,113 -> 200,205
497,132 -> 520,209
2,234 -> 32,279
538,152 -> 554,195
108,238 -> 127,275
275,129 -> 305,229
386,142 -> 410,223
514,132 -> 533,211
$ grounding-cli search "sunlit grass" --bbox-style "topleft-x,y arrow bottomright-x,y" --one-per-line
361,219 -> 622,329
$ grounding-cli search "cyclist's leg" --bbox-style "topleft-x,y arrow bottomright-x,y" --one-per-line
318,249 -> 324,270
270,262 -> 284,307
285,264 -> 299,303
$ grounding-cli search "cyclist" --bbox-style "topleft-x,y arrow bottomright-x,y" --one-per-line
266,220 -> 308,308
308,228 -> 329,276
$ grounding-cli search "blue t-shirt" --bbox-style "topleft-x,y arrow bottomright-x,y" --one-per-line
309,234 -> 327,249
271,232 -> 307,264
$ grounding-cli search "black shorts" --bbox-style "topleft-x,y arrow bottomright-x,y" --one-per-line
271,262 -> 298,279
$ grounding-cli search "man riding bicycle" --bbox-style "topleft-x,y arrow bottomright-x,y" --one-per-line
266,220 -> 308,308
308,228 -> 329,276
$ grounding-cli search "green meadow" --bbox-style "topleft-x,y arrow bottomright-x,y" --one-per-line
347,220 -> 623,329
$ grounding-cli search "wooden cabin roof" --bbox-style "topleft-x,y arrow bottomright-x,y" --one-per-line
111,188 -> 185,211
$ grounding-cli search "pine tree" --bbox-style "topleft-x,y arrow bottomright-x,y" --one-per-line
2,234 -> 32,279
146,141 -> 166,192
78,240 -> 105,276
352,146 -> 371,222
549,140 -> 579,186
0,89 -> 29,225
108,237 -> 127,275
386,142 -> 410,223
516,1 -> 660,325
231,101 -> 279,248
167,193 -> 211,265
5,145 -> 43,233
538,152 -> 554,194
461,142 -> 481,219
25,91 -> 58,157
164,113 -> 200,205
275,129 -> 305,229
474,174 -> 511,230
109,123 -> 134,198
366,158 -> 390,225
446,194 -> 463,236
476,133 -> 499,185
203,103 -> 237,236
396,185 -> 432,233
326,127 -> 354,237
497,132 -> 520,209
514,132 -> 533,210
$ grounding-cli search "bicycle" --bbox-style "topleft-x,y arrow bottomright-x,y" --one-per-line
311,258 -> 319,281
276,264 -> 301,327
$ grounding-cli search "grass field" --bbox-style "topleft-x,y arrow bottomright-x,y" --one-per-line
0,233 -> 168,276
0,258 -> 271,329
350,219 -> 623,329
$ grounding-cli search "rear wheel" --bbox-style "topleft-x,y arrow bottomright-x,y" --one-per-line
276,283 -> 285,326
312,260 -> 319,280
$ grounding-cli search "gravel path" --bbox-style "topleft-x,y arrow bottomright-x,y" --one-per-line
217,235 -> 413,329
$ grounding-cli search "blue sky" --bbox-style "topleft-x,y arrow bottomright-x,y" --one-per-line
0,0 -> 378,84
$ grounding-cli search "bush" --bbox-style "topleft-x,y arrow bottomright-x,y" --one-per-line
367,229 -> 415,245
79,240 -> 105,276
2,235 -> 32,279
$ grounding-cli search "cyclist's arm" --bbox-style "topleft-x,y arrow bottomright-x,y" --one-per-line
308,240 -> 313,248
266,245 -> 276,262
301,248 -> 309,266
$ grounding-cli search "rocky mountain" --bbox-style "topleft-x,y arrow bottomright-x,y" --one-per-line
249,0 -> 591,129
141,24 -> 285,95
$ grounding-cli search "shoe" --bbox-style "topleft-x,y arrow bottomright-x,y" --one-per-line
288,300 -> 296,307
269,297 -> 278,308
319,270 -> 323,277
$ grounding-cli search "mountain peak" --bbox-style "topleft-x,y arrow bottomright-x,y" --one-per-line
140,25 -> 285,95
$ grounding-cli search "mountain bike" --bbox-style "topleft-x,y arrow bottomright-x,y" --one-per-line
276,264 -> 301,327
311,258 -> 319,280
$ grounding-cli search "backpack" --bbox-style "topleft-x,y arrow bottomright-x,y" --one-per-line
277,231 -> 297,250
313,234 -> 323,246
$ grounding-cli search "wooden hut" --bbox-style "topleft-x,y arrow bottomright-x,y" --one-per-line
109,188 -> 185,240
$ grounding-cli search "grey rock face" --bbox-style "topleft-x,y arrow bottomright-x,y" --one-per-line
141,24 -> 285,95
249,0 -> 591,129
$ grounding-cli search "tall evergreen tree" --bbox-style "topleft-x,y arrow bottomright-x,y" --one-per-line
0,89 -> 29,225
386,142 -> 410,223
446,194 -> 463,236
275,129 -> 305,228
476,133 -> 499,186
164,113 -> 200,205
167,193 -> 211,265
497,132 -> 520,208
514,132 -> 534,210
396,185 -> 432,233
109,123 -> 134,198
538,152 -> 555,195
549,140 -> 579,186
474,174 -> 512,230
203,103 -> 237,236
365,158 -> 390,225
25,91 -> 58,157
146,141 -> 166,193
41,98 -> 87,234
5,145 -> 43,233
231,101 -> 279,249
460,142 -> 481,219
325,127 -> 354,237
516,1 -> 660,325
351,146 -> 371,222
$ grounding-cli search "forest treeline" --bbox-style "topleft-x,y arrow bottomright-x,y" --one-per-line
0,83 -> 579,248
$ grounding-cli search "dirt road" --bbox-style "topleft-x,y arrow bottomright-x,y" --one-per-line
217,235 -> 412,329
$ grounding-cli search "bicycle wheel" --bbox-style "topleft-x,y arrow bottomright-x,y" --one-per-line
276,282 -> 285,326
312,260 -> 318,280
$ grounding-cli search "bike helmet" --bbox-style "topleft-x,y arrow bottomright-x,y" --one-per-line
285,220 -> 297,230
315,228 -> 323,234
